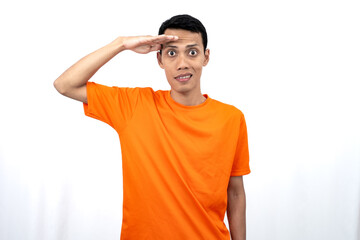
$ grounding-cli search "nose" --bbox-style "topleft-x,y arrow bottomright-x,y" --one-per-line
176,54 -> 189,71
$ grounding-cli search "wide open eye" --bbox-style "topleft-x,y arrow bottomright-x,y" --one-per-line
167,50 -> 176,57
189,49 -> 198,56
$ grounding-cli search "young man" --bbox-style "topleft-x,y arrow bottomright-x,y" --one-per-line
54,14 -> 250,240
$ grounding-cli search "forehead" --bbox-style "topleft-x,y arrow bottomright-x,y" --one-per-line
163,28 -> 203,48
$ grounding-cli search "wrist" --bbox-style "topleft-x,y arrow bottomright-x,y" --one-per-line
110,37 -> 126,53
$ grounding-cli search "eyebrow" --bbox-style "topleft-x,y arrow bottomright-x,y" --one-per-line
163,44 -> 199,49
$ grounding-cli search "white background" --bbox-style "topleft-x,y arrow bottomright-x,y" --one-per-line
0,0 -> 359,239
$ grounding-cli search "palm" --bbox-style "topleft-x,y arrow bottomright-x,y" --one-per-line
131,38 -> 158,54
123,35 -> 178,54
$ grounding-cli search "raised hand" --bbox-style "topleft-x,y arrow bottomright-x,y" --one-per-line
122,35 -> 178,54
54,34 -> 178,103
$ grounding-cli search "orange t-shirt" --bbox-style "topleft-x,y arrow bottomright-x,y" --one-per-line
83,82 -> 250,240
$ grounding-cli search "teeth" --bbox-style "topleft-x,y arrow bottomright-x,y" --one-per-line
177,75 -> 191,79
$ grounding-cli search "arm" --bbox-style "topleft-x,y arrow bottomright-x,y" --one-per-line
53,35 -> 178,103
227,176 -> 246,240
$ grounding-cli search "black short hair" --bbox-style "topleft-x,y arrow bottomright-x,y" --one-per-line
158,14 -> 208,52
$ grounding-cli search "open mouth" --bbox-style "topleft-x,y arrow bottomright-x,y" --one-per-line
175,74 -> 192,82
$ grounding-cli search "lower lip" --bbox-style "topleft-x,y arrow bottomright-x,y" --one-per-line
175,76 -> 192,82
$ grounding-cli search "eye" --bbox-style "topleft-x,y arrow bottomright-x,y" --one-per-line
167,50 -> 176,57
189,49 -> 198,56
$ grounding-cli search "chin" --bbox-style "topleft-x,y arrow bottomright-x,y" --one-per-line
170,83 -> 193,94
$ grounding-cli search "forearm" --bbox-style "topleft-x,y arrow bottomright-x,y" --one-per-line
227,192 -> 246,240
54,37 -> 125,93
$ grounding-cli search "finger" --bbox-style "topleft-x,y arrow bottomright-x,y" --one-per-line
152,35 -> 178,44
137,35 -> 178,47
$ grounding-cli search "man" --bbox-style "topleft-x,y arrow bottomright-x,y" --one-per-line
54,14 -> 250,240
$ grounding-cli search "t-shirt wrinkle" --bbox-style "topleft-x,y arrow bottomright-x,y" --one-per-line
83,82 -> 250,240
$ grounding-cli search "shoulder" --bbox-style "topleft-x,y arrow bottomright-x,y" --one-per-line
89,82 -> 154,92
210,98 -> 245,120
94,83 -> 155,96
115,87 -> 164,104
87,83 -> 158,102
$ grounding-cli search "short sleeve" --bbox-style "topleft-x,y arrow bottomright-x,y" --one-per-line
83,82 -> 140,132
230,113 -> 251,176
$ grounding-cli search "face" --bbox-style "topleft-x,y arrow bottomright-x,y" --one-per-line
157,29 -> 210,96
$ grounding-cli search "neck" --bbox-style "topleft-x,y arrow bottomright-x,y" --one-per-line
170,90 -> 206,106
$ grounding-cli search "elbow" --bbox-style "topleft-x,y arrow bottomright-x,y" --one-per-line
53,78 -> 67,95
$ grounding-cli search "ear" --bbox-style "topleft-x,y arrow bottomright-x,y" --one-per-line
157,51 -> 164,69
203,49 -> 210,66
